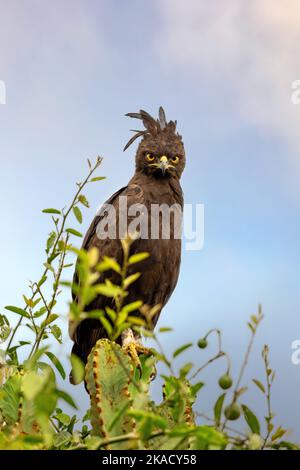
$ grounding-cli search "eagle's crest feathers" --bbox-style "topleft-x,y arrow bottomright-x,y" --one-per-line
123,106 -> 181,151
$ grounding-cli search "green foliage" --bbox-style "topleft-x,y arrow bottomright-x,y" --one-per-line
0,158 -> 298,451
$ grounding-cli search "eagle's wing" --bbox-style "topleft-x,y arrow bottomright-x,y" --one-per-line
69,183 -> 145,370
71,186 -> 127,296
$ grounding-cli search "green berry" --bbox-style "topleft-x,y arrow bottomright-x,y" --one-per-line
218,374 -> 233,390
197,338 -> 208,349
224,403 -> 241,421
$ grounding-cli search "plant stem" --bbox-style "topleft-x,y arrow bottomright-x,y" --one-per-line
96,430 -> 164,449
29,234 -> 70,358
262,346 -> 273,449
5,157 -> 102,355
221,309 -> 263,431
189,351 -> 225,381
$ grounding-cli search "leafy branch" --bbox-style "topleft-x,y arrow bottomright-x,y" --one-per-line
5,157 -> 103,360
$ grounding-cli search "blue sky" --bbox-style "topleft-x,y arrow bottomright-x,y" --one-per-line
1,0 -> 300,439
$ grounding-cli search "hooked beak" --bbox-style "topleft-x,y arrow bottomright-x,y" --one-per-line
159,155 -> 169,175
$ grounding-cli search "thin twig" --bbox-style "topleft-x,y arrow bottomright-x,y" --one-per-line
96,430 -> 165,449
221,308 -> 263,431
6,158 -> 102,355
261,346 -> 273,449
197,412 -> 248,439
29,233 -> 70,357
189,351 -> 225,381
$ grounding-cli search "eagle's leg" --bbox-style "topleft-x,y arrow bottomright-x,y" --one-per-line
121,328 -> 153,376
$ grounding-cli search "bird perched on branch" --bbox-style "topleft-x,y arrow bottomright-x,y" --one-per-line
69,107 -> 185,383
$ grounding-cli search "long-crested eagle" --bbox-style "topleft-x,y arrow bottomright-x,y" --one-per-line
69,107 -> 185,383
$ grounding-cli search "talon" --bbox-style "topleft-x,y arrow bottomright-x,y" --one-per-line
121,328 -> 154,377
122,342 -> 153,376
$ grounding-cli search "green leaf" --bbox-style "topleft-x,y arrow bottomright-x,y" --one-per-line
42,208 -> 61,215
70,354 -> 85,384
139,417 -> 154,441
129,410 -> 167,438
90,176 -> 106,182
22,370 -> 48,400
41,313 -> 59,328
100,317 -> 113,336
66,228 -> 83,238
45,351 -> 66,380
48,252 -> 60,264
214,393 -> 226,427
236,386 -> 248,398
38,275 -> 47,287
84,436 -> 103,450
123,272 -> 141,289
252,378 -> 266,394
46,231 -> 57,253
73,206 -> 83,224
53,430 -> 72,448
105,307 -> 117,322
78,194 -> 89,208
127,316 -> 145,326
0,375 -> 22,424
0,314 -> 9,327
32,298 -> 41,308
97,256 -> 121,274
57,390 -> 77,409
55,412 -> 71,427
159,327 -> 173,333
19,341 -> 31,346
50,324 -> 62,344
87,309 -> 104,320
179,362 -> 193,379
23,295 -> 34,308
271,426 -> 287,442
242,404 -> 260,435
191,426 -> 227,450
5,305 -> 30,319
122,300 -> 143,313
43,262 -> 55,273
0,320 -> 11,342
34,307 -> 46,318
23,347 -> 48,371
191,382 -> 205,397
128,252 -> 149,265
173,342 -> 193,358
271,441 -> 299,450
94,283 -> 121,297
138,328 -> 154,339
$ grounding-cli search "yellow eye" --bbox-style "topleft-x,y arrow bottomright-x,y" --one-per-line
171,156 -> 179,164
146,153 -> 155,162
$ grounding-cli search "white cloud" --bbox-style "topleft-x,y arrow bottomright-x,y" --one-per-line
156,0 -> 300,172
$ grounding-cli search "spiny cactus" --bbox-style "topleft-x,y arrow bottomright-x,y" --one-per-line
85,339 -> 136,449
85,339 -> 198,450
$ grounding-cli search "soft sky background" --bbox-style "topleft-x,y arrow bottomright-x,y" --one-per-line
1,0 -> 300,440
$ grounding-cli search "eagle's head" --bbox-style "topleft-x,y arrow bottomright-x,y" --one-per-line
123,107 -> 185,179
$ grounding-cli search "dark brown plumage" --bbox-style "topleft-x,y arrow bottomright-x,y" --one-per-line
69,107 -> 185,381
